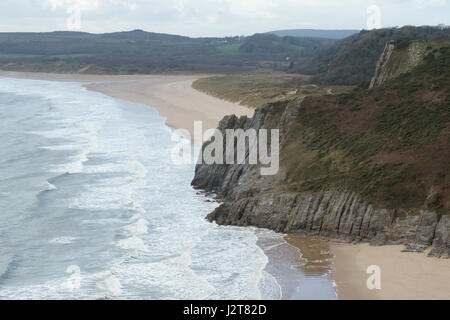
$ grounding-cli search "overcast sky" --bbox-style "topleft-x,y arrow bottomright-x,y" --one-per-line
0,0 -> 448,37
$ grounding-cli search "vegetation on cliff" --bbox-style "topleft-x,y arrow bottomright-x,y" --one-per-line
285,42 -> 449,212
294,26 -> 450,85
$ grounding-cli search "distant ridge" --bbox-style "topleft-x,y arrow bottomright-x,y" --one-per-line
268,29 -> 360,39
0,30 -> 333,74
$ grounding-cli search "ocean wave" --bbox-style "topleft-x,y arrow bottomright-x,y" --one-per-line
121,199 -> 146,214
123,218 -> 149,235
42,181 -> 57,192
145,185 -> 160,192
116,236 -> 149,253
58,152 -> 88,174
47,172 -> 71,183
95,273 -> 122,298
49,237 -> 77,245
0,251 -> 14,280
109,253 -> 216,300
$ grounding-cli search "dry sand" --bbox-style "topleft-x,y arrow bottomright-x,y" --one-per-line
0,71 -> 253,145
330,242 -> 450,300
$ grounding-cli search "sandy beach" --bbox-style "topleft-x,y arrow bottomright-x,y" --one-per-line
0,71 -> 253,145
330,242 -> 450,300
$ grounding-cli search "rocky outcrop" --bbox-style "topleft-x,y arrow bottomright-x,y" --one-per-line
206,192 -> 447,257
429,215 -> 450,258
370,40 -> 396,88
370,40 -> 426,88
192,98 -> 450,258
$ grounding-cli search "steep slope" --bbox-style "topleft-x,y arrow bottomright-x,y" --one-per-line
192,42 -> 450,258
294,26 -> 450,85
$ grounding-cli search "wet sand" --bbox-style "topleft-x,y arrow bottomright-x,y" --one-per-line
257,232 -> 336,300
285,234 -> 334,277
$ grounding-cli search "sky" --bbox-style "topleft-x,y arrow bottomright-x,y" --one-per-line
0,0 -> 448,37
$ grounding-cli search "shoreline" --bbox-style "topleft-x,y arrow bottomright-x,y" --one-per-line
0,71 -> 254,145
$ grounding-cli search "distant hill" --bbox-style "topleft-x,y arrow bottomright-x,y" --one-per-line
0,30 -> 333,74
294,25 -> 450,85
268,29 -> 359,39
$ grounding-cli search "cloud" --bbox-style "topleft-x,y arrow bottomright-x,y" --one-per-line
45,0 -> 140,12
413,0 -> 447,7
45,0 -> 100,11
0,0 -> 447,35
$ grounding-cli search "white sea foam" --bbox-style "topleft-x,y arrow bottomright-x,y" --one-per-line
121,199 -> 146,214
61,152 -> 88,174
49,237 -> 77,245
116,236 -> 149,252
96,273 -> 123,298
42,181 -> 57,192
123,218 -> 149,235
0,246 -> 13,279
111,253 -> 216,300
145,185 -> 160,192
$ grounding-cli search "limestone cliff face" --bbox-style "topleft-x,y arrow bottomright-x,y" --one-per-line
192,99 -> 450,258
370,40 -> 426,88
369,40 -> 396,88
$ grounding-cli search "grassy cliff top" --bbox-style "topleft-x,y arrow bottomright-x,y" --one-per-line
281,42 -> 449,213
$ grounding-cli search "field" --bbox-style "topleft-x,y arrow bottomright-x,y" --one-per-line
193,72 -> 352,108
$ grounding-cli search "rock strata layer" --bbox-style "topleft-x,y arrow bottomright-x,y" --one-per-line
192,100 -> 449,258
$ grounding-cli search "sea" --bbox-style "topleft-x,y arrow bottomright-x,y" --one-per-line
0,77 -> 336,300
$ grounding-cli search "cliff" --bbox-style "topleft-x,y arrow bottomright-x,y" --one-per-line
370,40 -> 427,88
192,43 -> 450,258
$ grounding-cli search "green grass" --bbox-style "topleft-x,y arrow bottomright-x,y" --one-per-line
216,44 -> 241,55
0,53 -> 44,59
